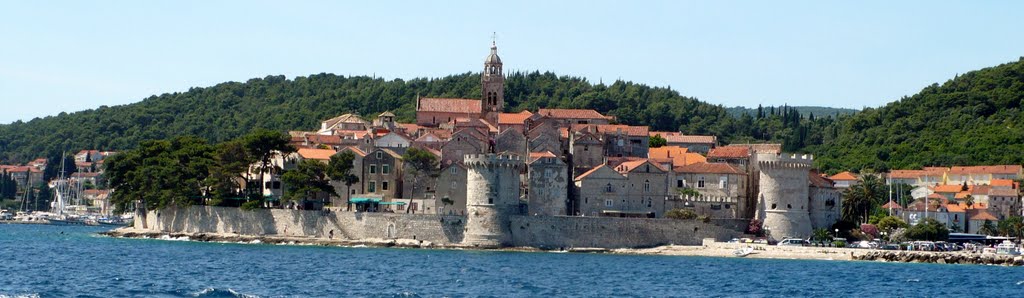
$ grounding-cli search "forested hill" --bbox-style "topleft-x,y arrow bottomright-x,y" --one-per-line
726,106 -> 858,119
0,71 -> 829,163
813,57 -> 1024,171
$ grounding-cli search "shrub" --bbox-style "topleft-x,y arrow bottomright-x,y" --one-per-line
665,208 -> 698,220
860,224 -> 879,238
832,240 -> 847,248
698,215 -> 711,223
747,219 -> 763,236
904,218 -> 950,241
240,200 -> 262,211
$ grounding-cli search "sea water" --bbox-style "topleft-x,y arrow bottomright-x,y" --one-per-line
1,224 -> 1022,297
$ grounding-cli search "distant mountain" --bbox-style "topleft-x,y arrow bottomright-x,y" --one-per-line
726,106 -> 858,119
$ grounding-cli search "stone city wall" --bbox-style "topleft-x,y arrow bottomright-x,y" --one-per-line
508,215 -> 742,249
137,206 -> 464,244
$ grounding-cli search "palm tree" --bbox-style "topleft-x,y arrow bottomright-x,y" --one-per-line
841,174 -> 885,224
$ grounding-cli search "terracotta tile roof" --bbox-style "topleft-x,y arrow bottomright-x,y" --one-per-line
615,159 -> 667,174
574,164 -> 620,181
931,184 -> 965,193
2,166 -> 31,173
572,124 -> 649,137
673,162 -> 745,175
498,111 -> 533,125
969,210 -> 998,221
648,146 -> 706,167
707,146 -> 750,159
889,170 -> 928,179
949,165 -> 1022,175
304,134 -> 343,145
297,148 -> 336,160
829,171 -> 858,181
881,201 -> 903,210
664,135 -> 716,145
415,132 -> 444,143
926,193 -> 946,200
528,151 -> 557,163
989,188 -> 1019,197
648,131 -> 682,137
321,113 -> 368,128
340,146 -> 367,157
991,179 -> 1016,187
417,98 -> 482,114
536,108 -> 610,120
425,128 -> 452,140
809,171 -> 834,188
945,203 -> 966,213
907,200 -> 941,212
397,123 -> 424,133
729,143 -> 781,154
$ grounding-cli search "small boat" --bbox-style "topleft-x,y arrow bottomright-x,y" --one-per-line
733,246 -> 754,257
996,241 -> 1021,256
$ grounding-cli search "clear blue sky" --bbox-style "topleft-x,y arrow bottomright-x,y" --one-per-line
2,1 -> 1023,124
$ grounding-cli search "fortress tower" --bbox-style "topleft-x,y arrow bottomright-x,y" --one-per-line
463,153 -> 523,247
755,153 -> 813,241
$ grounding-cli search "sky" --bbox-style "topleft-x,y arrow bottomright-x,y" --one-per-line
1,1 -> 1023,124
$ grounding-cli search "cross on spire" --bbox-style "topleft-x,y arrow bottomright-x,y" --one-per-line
491,32 -> 497,46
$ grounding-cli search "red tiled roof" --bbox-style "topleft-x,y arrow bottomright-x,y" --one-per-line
809,171 -> 835,188
528,151 -> 557,163
297,148 -> 336,160
881,201 -> 903,210
615,159 -> 667,174
829,171 -> 858,181
648,131 -> 682,137
949,165 -> 1022,175
417,98 -> 482,114
969,210 -> 998,221
707,146 -> 750,159
664,135 -> 716,145
932,184 -> 965,193
498,111 -> 533,125
673,162 -> 745,175
648,146 -> 706,167
341,146 -> 367,157
729,143 -> 781,154
572,124 -> 649,137
537,108 -> 610,120
575,164 -> 620,181
991,179 -> 1016,187
989,188 -> 1019,197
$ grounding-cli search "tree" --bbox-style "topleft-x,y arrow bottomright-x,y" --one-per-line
649,135 -> 667,148
243,129 -> 295,202
206,140 -> 256,205
841,174 -> 885,225
903,218 -> 950,241
327,151 -> 359,210
402,147 -> 439,213
281,159 -> 336,209
963,194 -> 974,209
978,220 -> 998,236
106,137 -> 215,213
876,215 -> 908,232
997,216 -> 1024,238
812,228 -> 831,244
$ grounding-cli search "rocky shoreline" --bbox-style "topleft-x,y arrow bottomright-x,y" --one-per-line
103,228 -> 1022,266
854,250 -> 1024,266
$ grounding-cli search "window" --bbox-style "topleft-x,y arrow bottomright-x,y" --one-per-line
644,180 -> 650,193
382,164 -> 390,174
272,181 -> 281,189
605,199 -> 613,207
698,176 -> 705,188
719,176 -> 727,189
368,181 -> 376,193
382,181 -> 389,191
677,180 -> 683,188
725,204 -> 731,209
711,204 -> 721,210
450,167 -> 457,174
451,180 -> 457,188
376,151 -> 382,159
369,165 -> 376,174
647,198 -> 652,208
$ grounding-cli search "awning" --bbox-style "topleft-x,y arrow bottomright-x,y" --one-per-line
350,197 -> 382,204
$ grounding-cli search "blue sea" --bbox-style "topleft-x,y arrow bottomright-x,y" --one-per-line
1,224 -> 1022,297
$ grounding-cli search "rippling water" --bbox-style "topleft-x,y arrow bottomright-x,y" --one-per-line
2,224 -> 1023,297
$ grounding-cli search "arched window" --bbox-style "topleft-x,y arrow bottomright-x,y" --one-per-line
605,183 -> 614,193
698,176 -> 705,188
644,179 -> 650,193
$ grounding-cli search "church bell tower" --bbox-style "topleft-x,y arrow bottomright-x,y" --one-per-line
481,40 -> 504,120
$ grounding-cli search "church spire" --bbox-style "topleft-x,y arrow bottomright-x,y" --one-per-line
482,35 -> 505,119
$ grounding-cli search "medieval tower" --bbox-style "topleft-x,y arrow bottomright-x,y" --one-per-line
755,153 -> 814,241
463,153 -> 523,247
481,41 -> 504,124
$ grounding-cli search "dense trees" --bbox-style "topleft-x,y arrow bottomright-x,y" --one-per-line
5,58 -> 1024,173
281,159 -> 335,205
841,175 -> 887,225
402,147 -> 439,213
903,218 -> 950,241
327,151 -> 359,210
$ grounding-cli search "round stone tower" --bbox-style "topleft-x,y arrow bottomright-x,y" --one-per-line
463,153 -> 523,248
755,153 -> 813,241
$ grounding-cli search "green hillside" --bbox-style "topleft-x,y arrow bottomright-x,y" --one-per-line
726,106 -> 858,119
813,57 -> 1024,171
0,71 -> 829,163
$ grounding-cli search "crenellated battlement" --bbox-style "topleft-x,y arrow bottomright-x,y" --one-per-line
757,153 -> 813,169
464,153 -> 524,169
673,195 -> 739,204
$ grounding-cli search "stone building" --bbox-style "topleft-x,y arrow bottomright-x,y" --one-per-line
574,165 -> 627,217
362,148 -> 404,201
440,129 -> 487,165
494,128 -> 527,157
670,162 -> 747,219
569,130 -> 604,174
663,135 -> 717,155
535,108 -> 613,126
434,163 -> 468,215
808,171 -> 842,231
527,152 -> 569,216
613,159 -> 670,218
